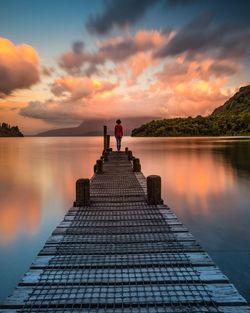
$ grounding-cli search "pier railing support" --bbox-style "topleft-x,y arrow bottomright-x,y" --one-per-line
133,158 -> 141,172
103,125 -> 107,150
73,178 -> 90,206
106,135 -> 110,150
147,175 -> 162,205
127,150 -> 133,161
95,159 -> 103,174
103,151 -> 109,161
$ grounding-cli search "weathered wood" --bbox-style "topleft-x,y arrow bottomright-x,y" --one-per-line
103,125 -> 107,150
0,150 -> 249,312
133,158 -> 141,172
147,175 -> 162,205
95,159 -> 103,174
2,284 -> 247,307
73,178 -> 90,206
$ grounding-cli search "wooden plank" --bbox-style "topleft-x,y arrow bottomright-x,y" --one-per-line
1,150 -> 249,311
31,252 -> 214,268
20,266 -> 229,285
2,284 -> 247,307
52,225 -> 188,235
1,306 -> 250,313
46,232 -> 194,244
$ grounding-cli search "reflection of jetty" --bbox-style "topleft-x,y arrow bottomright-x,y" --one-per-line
1,128 -> 249,312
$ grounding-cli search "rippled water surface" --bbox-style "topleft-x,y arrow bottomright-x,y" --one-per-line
0,136 -> 250,301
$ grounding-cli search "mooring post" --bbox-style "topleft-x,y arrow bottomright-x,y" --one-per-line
127,150 -> 133,161
96,159 -> 103,173
133,158 -> 141,172
73,178 -> 90,206
106,134 -> 110,150
103,151 -> 109,161
147,175 -> 162,205
125,147 -> 129,154
103,125 -> 107,150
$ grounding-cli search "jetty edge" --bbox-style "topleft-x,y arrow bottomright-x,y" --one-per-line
0,126 -> 249,312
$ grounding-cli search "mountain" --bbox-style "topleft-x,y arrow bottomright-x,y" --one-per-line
131,85 -> 250,137
36,117 -> 157,136
212,85 -> 250,116
0,122 -> 24,137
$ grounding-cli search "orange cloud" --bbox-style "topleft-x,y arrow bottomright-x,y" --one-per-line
59,29 -> 168,75
151,56 -> 239,117
0,37 -> 40,97
51,76 -> 117,101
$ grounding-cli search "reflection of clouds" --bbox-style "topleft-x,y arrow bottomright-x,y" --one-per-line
0,187 -> 41,245
0,137 -> 101,246
164,152 -> 235,211
123,137 -> 236,213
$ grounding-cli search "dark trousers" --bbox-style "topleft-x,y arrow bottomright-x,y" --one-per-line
116,136 -> 122,151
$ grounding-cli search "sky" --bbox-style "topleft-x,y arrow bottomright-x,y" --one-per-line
0,0 -> 250,134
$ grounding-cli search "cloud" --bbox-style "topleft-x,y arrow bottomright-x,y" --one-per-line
86,0 -> 156,35
20,100 -> 86,125
20,75 -> 118,124
51,76 -> 117,101
59,30 -> 168,75
150,56 -> 238,117
154,12 -> 250,61
166,0 -> 198,7
42,66 -> 54,76
0,37 -> 40,98
86,0 -> 199,35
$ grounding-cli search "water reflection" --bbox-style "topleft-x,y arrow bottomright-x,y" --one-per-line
0,136 -> 250,301
0,137 -> 102,246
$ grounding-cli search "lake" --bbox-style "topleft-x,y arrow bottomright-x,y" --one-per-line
0,136 -> 250,302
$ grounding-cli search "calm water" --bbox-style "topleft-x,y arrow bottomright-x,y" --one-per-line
0,136 -> 250,302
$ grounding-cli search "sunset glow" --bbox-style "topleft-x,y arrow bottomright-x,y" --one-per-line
0,1 -> 250,134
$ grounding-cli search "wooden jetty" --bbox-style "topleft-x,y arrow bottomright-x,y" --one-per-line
0,133 -> 249,312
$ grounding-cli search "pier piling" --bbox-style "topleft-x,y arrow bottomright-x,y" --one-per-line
147,175 -> 162,205
95,159 -> 103,173
133,158 -> 141,172
73,178 -> 90,206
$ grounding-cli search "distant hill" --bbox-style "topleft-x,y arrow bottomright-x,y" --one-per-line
36,117 -> 157,137
0,122 -> 23,137
131,85 -> 250,137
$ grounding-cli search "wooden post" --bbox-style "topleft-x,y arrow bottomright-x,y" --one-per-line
96,159 -> 103,174
106,135 -> 110,150
103,125 -> 107,150
127,150 -> 133,161
147,175 -> 162,205
125,147 -> 129,154
133,158 -> 141,172
103,151 -> 109,161
73,178 -> 90,206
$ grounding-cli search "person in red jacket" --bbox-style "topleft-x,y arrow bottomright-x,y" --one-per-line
114,119 -> 123,151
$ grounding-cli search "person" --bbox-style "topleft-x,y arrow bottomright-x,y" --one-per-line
114,119 -> 123,151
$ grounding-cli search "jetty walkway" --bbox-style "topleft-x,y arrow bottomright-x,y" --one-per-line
1,144 -> 249,312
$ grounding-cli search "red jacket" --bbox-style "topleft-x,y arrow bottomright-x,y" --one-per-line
114,124 -> 123,137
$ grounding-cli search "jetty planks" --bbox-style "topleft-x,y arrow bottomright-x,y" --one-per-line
0,151 -> 249,312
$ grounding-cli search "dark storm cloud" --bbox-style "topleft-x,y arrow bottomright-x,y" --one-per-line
208,62 -> 239,77
154,12 -> 250,60
86,0 -> 156,35
86,0 -> 198,35
166,0 -> 198,8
